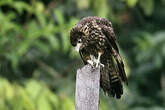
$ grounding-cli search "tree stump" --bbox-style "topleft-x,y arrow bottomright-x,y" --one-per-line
75,64 -> 100,110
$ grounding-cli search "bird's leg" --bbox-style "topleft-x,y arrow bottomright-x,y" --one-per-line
90,54 -> 96,62
96,52 -> 101,67
96,52 -> 104,68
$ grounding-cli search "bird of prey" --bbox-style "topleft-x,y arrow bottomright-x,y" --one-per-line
70,16 -> 128,99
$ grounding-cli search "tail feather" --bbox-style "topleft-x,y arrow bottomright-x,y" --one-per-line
100,55 -> 124,99
109,73 -> 123,98
100,71 -> 123,98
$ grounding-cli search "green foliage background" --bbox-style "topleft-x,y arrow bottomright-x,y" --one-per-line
0,0 -> 165,110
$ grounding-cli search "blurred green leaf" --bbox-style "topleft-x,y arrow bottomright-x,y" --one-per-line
37,91 -> 52,110
47,35 -> 60,50
76,0 -> 90,9
0,78 -> 14,100
13,1 -> 32,14
93,0 -> 109,18
126,0 -> 138,8
0,0 -> 12,6
0,78 -> 75,110
34,2 -> 44,13
99,99 -> 109,110
59,94 -> 74,110
54,9 -> 65,25
139,0 -> 154,16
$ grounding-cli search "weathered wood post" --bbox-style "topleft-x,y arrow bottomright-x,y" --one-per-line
75,64 -> 100,110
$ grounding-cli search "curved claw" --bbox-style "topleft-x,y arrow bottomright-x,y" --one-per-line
96,62 -> 104,68
100,63 -> 104,67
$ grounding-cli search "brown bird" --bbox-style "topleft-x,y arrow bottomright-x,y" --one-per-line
70,16 -> 128,99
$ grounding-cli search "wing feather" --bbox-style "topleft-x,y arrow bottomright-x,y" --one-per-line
98,21 -> 128,85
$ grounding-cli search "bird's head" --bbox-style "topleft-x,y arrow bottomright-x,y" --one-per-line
70,19 -> 101,52
70,24 -> 90,52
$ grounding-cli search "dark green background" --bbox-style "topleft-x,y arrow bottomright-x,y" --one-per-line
0,0 -> 165,110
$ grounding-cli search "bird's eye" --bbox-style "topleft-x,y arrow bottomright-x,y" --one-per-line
78,39 -> 82,43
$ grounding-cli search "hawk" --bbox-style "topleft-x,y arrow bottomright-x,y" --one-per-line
70,16 -> 128,99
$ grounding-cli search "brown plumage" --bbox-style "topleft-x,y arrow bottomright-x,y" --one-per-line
70,16 -> 128,99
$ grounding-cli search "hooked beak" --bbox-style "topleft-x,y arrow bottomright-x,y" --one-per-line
75,43 -> 82,52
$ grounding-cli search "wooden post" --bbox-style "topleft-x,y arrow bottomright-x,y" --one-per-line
75,64 -> 100,110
